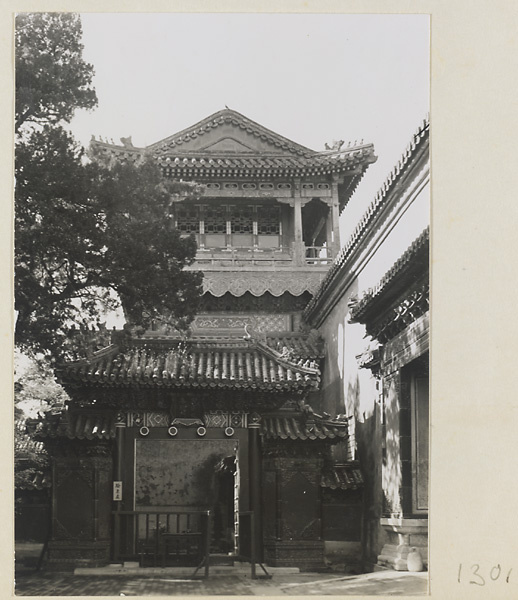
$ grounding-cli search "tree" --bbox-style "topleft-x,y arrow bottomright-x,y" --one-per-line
15,13 -> 97,133
15,13 -> 204,358
14,350 -> 66,492
15,126 -> 203,358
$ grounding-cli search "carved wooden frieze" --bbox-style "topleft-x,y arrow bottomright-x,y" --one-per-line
192,313 -> 290,334
204,411 -> 248,428
120,410 -> 249,429
201,272 -> 326,297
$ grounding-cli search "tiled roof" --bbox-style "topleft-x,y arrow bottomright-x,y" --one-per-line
261,415 -> 348,441
92,144 -> 376,178
155,149 -> 376,177
348,227 -> 429,322
304,117 -> 429,320
15,420 -> 46,456
58,338 -> 320,393
27,412 -> 116,442
16,471 -> 51,491
264,333 -> 325,360
320,464 -> 364,490
15,420 -> 51,490
141,332 -> 325,361
90,108 -> 376,178
148,109 -> 315,157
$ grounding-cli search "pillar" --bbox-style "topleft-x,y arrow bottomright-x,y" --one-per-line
113,415 -> 126,562
331,176 -> 341,257
248,413 -> 263,561
292,180 -> 305,265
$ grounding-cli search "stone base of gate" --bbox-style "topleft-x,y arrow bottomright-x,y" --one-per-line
45,540 -> 111,571
264,540 -> 325,571
377,518 -> 428,571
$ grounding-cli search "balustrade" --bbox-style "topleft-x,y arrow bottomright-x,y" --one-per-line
193,245 -> 332,266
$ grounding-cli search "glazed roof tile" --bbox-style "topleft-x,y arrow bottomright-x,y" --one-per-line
16,471 -> 51,491
348,227 -> 429,322
264,333 -> 325,360
58,338 -> 320,393
305,117 -> 429,319
15,420 -> 46,456
148,109 -> 315,157
320,464 -> 364,490
261,414 -> 348,441
91,108 -> 377,178
154,150 -> 376,176
27,412 -> 117,442
93,145 -> 376,177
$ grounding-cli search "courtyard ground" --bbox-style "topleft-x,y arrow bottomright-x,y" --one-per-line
13,566 -> 428,596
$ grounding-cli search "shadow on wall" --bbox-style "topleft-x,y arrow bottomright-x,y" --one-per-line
347,374 -> 384,565
381,372 -> 404,517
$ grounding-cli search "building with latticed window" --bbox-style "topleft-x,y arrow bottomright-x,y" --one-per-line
28,109 -> 428,573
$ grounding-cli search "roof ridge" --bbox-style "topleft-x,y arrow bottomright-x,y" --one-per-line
348,227 -> 429,320
253,339 -> 320,375
147,108 -> 316,156
304,116 -> 429,317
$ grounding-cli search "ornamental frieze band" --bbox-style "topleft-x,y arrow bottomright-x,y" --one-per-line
200,271 -> 327,297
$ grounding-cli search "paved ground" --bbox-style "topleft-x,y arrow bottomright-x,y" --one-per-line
13,568 -> 428,596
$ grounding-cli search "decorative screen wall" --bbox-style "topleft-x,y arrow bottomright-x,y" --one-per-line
134,439 -> 237,510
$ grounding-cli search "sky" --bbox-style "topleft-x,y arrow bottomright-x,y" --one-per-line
67,13 -> 430,241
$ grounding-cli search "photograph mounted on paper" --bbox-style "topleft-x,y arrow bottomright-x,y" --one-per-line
14,12 -> 429,595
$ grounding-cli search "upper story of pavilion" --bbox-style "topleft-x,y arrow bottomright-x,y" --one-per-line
91,109 -> 377,275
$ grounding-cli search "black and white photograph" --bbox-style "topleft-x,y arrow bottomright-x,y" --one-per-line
12,8 -> 437,597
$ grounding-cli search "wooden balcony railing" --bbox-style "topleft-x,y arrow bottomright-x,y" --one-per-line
304,246 -> 332,264
193,245 -> 332,266
195,246 -> 292,266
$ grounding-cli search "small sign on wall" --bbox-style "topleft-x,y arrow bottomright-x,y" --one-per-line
113,481 -> 122,501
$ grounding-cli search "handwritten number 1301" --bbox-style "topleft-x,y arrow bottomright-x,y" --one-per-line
458,564 -> 512,585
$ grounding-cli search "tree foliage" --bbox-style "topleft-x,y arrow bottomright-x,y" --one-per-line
14,351 -> 62,492
15,13 -> 204,358
15,13 -> 97,133
15,126 -> 203,357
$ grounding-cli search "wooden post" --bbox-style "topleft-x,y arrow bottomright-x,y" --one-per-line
292,180 -> 305,265
113,511 -> 120,562
331,176 -> 341,257
113,420 -> 125,561
249,417 -> 262,561
204,511 -> 211,578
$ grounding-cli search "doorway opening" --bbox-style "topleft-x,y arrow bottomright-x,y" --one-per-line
212,452 -> 239,555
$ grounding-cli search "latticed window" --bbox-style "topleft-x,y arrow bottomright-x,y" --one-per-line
176,205 -> 200,234
257,206 -> 280,235
204,206 -> 227,234
230,206 -> 253,234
